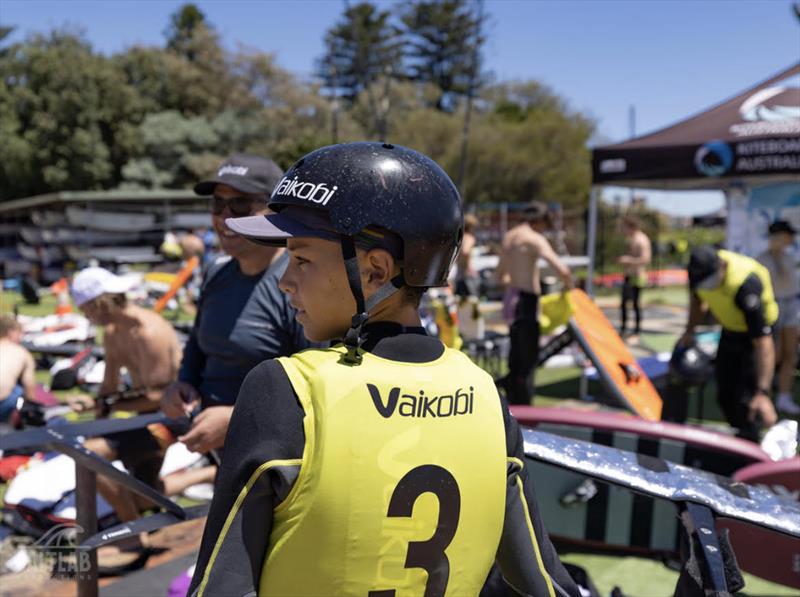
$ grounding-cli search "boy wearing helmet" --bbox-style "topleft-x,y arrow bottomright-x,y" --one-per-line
189,143 -> 580,597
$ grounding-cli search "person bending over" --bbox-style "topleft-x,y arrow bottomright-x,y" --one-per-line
680,246 -> 778,441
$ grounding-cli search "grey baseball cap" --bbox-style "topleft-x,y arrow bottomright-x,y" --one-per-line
194,154 -> 284,196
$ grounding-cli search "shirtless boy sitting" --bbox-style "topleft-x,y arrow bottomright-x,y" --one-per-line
0,316 -> 36,423
70,268 -> 207,564
496,201 -> 573,404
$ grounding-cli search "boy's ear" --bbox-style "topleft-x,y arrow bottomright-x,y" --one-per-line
364,248 -> 394,287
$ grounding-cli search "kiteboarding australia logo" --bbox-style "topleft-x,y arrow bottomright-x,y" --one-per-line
272,175 -> 338,206
694,140 -> 734,177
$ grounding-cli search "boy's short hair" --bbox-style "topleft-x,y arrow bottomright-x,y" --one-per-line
90,293 -> 128,312
0,315 -> 21,338
403,286 -> 426,307
464,214 -> 478,233
523,201 -> 549,223
622,214 -> 642,229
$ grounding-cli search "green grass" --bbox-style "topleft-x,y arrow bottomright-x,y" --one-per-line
0,290 -> 195,322
595,285 -> 689,309
560,551 -> 797,596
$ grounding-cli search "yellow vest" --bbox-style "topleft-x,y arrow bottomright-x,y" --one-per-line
259,344 -> 507,596
696,250 -> 778,332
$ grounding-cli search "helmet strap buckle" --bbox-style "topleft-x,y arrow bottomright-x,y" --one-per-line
343,312 -> 368,364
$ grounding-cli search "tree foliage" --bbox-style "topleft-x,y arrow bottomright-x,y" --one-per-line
400,0 -> 487,111
317,2 -> 404,138
0,31 -> 143,199
1,1 -> 595,209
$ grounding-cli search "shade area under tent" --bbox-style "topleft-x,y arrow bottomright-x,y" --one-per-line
587,62 -> 800,294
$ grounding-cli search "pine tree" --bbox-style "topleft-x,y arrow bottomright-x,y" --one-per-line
401,0 -> 487,112
317,2 -> 404,138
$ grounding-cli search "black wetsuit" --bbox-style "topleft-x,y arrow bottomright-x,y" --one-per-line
506,291 -> 541,405
713,274 -> 773,442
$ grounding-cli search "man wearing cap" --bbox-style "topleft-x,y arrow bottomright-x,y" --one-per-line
680,246 -> 779,440
160,154 -> 319,455
496,201 -> 573,404
757,220 -> 799,415
71,266 -> 183,567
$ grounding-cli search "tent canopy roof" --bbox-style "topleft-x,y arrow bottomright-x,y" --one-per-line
592,62 -> 800,188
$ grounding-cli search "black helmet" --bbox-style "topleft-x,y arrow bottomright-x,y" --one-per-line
669,343 -> 714,385
228,142 -> 463,287
226,142 -> 464,362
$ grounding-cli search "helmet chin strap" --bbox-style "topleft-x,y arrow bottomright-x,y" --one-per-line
340,236 -> 404,364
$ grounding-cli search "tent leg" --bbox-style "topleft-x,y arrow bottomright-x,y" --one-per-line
586,186 -> 599,296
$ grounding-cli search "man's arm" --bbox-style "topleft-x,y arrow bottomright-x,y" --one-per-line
188,359 -> 305,597
178,317 -> 206,388
536,236 -> 573,288
679,293 -> 706,346
735,275 -> 777,427
20,350 -> 37,401
99,331 -> 122,398
493,398 -> 582,597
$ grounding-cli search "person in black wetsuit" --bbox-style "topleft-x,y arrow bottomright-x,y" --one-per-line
188,143 -> 581,597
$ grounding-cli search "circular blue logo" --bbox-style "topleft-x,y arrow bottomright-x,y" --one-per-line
694,140 -> 734,177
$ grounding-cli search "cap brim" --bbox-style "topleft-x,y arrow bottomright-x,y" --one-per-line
194,176 -> 267,196
226,213 -> 333,246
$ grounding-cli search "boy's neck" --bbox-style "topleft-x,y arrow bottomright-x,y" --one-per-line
366,301 -> 421,329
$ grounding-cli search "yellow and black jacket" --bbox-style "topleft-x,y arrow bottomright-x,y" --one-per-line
189,323 -> 580,597
695,250 -> 778,337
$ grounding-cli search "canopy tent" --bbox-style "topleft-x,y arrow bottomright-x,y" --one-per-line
585,62 -> 800,293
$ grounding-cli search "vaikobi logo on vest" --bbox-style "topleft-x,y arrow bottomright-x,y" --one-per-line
368,384 -> 474,418
273,176 -> 338,205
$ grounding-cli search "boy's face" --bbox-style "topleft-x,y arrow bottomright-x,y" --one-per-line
79,296 -> 114,326
280,237 -> 359,342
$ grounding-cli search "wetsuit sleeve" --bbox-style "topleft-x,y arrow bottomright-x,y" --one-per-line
734,274 -> 771,339
492,398 -> 582,597
188,359 -> 305,597
178,313 -> 205,387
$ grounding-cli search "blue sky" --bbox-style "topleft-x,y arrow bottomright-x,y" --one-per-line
2,0 -> 798,215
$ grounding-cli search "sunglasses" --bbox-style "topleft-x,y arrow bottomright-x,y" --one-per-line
210,195 -> 258,217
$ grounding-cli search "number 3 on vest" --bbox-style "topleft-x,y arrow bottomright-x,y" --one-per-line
369,465 -> 462,597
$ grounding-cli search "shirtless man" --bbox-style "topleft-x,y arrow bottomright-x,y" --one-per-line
455,214 -> 479,301
0,316 -> 36,422
496,201 -> 573,404
70,267 -> 206,566
618,215 -> 652,340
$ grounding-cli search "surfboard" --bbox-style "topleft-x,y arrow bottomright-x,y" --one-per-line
568,288 -> 662,421
512,406 -> 770,557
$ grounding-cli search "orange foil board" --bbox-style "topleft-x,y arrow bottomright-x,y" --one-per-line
153,256 -> 199,313
568,289 -> 663,421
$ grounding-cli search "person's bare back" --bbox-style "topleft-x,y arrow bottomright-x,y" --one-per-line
0,339 -> 35,400
623,229 -> 652,280
500,223 -> 545,294
102,305 -> 182,403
